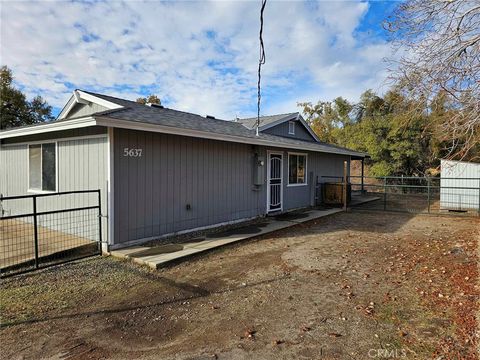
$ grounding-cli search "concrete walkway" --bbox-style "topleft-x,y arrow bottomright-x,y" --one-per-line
110,208 -> 342,269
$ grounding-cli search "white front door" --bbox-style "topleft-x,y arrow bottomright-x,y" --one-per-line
267,152 -> 283,212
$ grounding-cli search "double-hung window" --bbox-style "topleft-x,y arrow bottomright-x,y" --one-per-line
288,153 -> 307,185
29,143 -> 57,192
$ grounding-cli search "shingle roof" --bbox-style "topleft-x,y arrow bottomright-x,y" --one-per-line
83,91 -> 367,158
0,90 -> 366,158
236,113 -> 298,130
83,91 -> 263,138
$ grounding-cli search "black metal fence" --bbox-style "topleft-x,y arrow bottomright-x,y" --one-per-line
318,176 -> 480,216
0,190 -> 102,277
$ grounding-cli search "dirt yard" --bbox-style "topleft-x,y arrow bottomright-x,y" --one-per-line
1,211 -> 479,359
0,218 -> 95,270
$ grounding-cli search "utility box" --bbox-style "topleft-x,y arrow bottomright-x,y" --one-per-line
253,154 -> 265,186
322,182 -> 351,205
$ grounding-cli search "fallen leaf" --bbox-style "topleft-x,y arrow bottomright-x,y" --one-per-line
328,332 -> 342,338
244,329 -> 256,339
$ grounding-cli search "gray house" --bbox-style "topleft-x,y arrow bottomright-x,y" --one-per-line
0,90 -> 367,250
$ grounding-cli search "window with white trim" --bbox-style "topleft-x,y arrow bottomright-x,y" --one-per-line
288,153 -> 307,185
288,121 -> 295,135
29,143 -> 56,191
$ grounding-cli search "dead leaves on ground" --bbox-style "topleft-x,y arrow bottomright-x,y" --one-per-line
327,332 -> 342,338
243,328 -> 256,340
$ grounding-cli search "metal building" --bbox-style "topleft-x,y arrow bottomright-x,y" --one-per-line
440,159 -> 480,211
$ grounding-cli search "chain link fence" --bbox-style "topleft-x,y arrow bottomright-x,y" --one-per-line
317,176 -> 480,216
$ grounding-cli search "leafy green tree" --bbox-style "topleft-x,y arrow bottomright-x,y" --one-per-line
298,97 -> 354,144
301,89 -> 437,177
0,65 -> 54,129
136,95 -> 161,105
345,90 -> 432,176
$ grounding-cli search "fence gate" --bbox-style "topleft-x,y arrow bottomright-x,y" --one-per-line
318,176 -> 480,217
0,190 -> 102,277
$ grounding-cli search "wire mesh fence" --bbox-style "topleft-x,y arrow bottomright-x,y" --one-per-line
318,176 -> 480,216
0,190 -> 102,277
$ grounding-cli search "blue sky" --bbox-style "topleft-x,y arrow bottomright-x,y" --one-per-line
1,0 -> 399,119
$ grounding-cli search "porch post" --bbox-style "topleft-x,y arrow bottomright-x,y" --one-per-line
343,161 -> 348,212
361,159 -> 365,193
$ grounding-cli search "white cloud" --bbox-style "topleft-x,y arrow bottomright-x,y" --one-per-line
0,0 -> 393,119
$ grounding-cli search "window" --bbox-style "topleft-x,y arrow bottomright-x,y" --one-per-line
288,153 -> 307,185
288,121 -> 295,135
29,143 -> 56,192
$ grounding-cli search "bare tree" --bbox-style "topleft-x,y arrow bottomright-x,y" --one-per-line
385,0 -> 480,160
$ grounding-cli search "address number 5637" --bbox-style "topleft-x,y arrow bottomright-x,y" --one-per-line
123,148 -> 143,157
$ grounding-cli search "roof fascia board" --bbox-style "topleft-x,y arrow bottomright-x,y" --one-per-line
95,116 -> 366,158
0,116 -> 97,139
57,95 -> 77,120
58,90 -> 123,120
73,90 -> 89,105
297,115 -> 321,142
77,90 -> 123,110
259,113 -> 320,143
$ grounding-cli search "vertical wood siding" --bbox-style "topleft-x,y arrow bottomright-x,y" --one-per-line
66,103 -> 108,119
263,120 -> 316,142
2,127 -> 352,248
0,137 -> 108,241
270,148 -> 349,211
113,129 -> 266,245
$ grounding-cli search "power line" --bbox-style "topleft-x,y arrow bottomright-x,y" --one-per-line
256,0 -> 267,136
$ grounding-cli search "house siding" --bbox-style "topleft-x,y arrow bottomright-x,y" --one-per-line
263,120 -> 316,142
1,125 -> 352,249
113,128 -> 267,245
267,148 -> 349,211
66,102 -> 109,119
0,136 -> 108,241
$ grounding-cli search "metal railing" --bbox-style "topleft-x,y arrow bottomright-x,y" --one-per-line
0,190 -> 102,277
318,176 -> 480,216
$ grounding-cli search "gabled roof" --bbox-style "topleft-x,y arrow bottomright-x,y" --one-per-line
57,90 -> 123,119
0,90 -> 368,159
237,112 -> 320,142
237,113 -> 298,130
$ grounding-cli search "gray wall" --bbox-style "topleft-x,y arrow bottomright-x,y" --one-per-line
0,136 -> 108,242
67,102 -> 108,119
1,125 -> 352,248
113,128 -> 266,245
263,120 -> 316,142
266,148 -> 350,211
